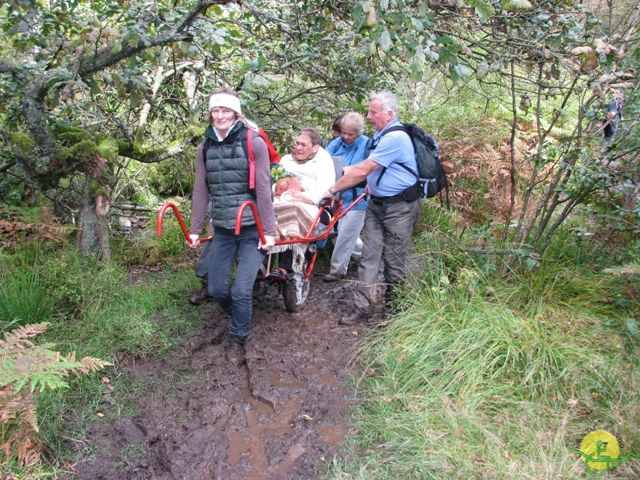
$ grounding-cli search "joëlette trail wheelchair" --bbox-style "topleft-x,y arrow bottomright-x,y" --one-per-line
156,190 -> 365,312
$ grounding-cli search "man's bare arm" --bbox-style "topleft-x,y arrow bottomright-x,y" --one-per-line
327,158 -> 380,196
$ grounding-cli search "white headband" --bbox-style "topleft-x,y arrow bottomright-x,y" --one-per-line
208,93 -> 242,115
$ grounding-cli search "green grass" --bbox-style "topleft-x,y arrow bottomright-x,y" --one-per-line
34,265 -> 204,467
0,267 -> 53,330
0,242 -> 205,471
326,226 -> 640,479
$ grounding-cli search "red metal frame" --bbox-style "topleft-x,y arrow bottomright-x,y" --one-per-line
156,193 -> 367,276
155,202 -> 212,244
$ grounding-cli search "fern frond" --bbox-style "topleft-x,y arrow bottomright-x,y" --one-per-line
65,354 -> 112,375
0,323 -> 49,352
14,425 -> 41,466
0,322 -> 109,467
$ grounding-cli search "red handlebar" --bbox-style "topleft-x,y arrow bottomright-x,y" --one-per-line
155,202 -> 211,243
234,201 -> 267,244
156,192 -> 367,247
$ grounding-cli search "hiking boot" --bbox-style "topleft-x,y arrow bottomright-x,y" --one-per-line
323,272 -> 344,283
188,286 -> 209,305
225,337 -> 246,367
338,307 -> 368,326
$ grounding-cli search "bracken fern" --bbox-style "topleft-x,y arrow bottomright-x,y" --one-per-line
0,323 -> 110,468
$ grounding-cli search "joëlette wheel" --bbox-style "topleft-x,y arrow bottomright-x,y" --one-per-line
283,273 -> 311,312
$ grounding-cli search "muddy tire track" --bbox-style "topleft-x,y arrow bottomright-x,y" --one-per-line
67,273 -> 365,480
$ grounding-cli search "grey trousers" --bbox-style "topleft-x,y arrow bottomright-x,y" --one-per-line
353,198 -> 421,313
329,209 -> 366,275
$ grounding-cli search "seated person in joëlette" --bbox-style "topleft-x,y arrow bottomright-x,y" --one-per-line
272,128 -> 335,239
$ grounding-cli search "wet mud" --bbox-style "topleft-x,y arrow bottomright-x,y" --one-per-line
67,269 -> 366,480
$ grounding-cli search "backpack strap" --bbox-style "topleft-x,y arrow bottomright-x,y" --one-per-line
373,125 -> 418,187
246,128 -> 256,190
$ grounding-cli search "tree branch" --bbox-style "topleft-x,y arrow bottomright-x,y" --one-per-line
77,0 -> 239,78
0,160 -> 17,174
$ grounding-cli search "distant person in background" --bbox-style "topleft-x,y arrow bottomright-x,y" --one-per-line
602,88 -> 624,148
324,112 -> 369,282
331,114 -> 345,140
188,88 -> 276,363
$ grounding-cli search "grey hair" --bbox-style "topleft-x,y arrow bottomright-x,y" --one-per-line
340,112 -> 365,135
299,127 -> 323,146
370,91 -> 399,116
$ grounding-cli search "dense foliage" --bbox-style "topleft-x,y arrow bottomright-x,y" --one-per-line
1,0 -> 637,259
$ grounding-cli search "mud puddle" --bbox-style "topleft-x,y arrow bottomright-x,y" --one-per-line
67,269 -> 366,480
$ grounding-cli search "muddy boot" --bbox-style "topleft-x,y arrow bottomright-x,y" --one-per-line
338,307 -> 368,326
188,279 -> 209,305
323,272 -> 344,283
225,337 -> 246,367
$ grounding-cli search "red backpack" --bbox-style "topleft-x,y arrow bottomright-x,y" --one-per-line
246,128 -> 280,189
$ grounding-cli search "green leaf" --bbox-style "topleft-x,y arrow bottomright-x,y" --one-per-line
450,63 -> 472,81
425,49 -> 439,62
411,17 -> 424,32
503,0 -> 532,11
473,0 -> 495,22
476,59 -> 489,79
379,29 -> 392,51
410,61 -> 424,81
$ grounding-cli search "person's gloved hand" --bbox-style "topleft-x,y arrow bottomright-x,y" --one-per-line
258,235 -> 275,251
187,234 -> 200,248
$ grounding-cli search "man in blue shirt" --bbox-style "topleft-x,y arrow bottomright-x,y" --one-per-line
321,91 -> 422,324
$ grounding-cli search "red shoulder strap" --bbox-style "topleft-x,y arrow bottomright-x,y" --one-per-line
247,128 -> 256,190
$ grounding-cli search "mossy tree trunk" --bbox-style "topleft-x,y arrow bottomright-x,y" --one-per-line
77,163 -> 112,260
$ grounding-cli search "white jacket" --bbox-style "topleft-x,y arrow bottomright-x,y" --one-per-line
279,147 -> 335,204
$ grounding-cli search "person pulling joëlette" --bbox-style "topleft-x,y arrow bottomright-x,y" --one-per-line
320,91 -> 421,325
187,88 -> 276,363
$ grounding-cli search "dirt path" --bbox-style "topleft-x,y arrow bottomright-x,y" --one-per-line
68,271 -> 366,480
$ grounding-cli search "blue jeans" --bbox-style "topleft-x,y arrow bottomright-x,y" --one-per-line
207,227 -> 266,341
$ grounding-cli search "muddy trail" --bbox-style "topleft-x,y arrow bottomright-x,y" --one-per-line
67,267 -> 368,480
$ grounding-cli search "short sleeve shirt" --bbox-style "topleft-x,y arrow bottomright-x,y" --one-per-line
366,119 -> 417,197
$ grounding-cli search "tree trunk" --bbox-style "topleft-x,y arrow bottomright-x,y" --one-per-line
77,174 -> 111,260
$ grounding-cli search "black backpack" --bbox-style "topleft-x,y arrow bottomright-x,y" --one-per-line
376,124 -> 448,204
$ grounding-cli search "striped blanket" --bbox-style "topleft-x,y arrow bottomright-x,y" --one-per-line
273,192 -> 319,239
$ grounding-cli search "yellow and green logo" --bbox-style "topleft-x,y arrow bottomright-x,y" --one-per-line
575,430 -> 638,476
